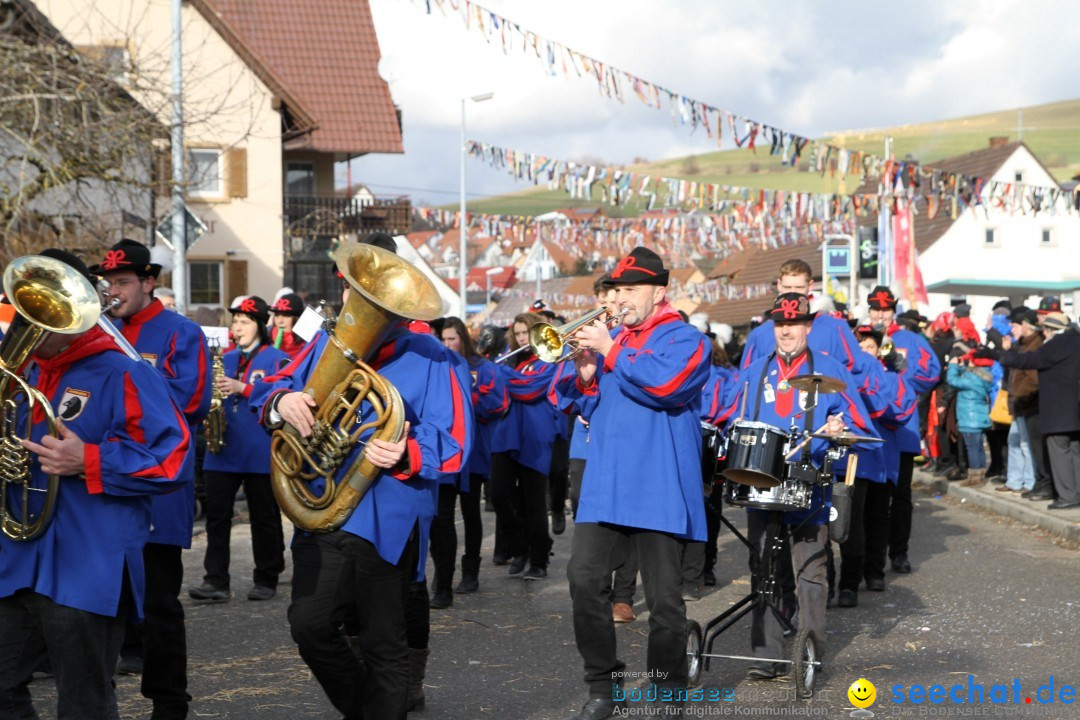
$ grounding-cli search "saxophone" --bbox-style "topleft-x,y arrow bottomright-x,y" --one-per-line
205,340 -> 226,453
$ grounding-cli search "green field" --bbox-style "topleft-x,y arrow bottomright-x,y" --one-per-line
453,97 -> 1080,217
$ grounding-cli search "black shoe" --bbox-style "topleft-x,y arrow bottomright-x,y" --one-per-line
932,463 -> 956,477
116,656 -> 143,676
746,662 -> 787,680
865,577 -> 885,592
484,499 -> 495,512
945,466 -> 966,482
522,565 -> 547,581
891,555 -> 912,574
508,556 -> 527,576
567,697 -> 625,720
455,573 -> 479,593
1047,500 -> 1080,510
988,474 -> 1006,484
551,510 -> 566,535
188,582 -> 229,602
838,589 -> 858,607
429,588 -> 453,608
703,568 -> 717,586
492,553 -> 509,566
1027,491 -> 1054,501
247,585 -> 276,601
826,589 -> 835,608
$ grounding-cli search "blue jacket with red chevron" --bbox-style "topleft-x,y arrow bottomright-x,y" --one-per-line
202,343 -> 289,475
700,363 -> 736,425
491,353 -> 559,476
716,349 -> 880,524
550,303 -> 710,540
118,298 -> 210,548
887,324 -> 941,452
463,357 -> 508,483
0,327 -> 192,618
248,322 -> 473,575
868,362 -> 917,483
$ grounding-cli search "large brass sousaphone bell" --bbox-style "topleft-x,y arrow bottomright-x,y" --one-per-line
269,244 -> 443,533
0,256 -> 102,540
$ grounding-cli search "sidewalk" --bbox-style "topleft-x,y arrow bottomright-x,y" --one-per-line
913,467 -> 1080,544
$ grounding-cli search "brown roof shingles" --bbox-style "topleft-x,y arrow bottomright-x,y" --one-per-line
194,0 -> 403,155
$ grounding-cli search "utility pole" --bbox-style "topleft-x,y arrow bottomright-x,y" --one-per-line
170,0 -> 187,312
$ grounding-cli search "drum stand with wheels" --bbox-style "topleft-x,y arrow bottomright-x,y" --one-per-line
685,505 -> 822,699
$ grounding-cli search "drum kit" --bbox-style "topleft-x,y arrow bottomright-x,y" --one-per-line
688,374 -> 882,698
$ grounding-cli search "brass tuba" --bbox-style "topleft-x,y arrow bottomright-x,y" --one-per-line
269,244 -> 443,533
0,255 -> 102,540
205,340 -> 226,453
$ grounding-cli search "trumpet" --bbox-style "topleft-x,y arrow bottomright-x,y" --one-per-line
495,307 -> 627,364
878,334 -> 894,359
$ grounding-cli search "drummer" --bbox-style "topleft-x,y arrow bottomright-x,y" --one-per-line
716,293 -> 878,680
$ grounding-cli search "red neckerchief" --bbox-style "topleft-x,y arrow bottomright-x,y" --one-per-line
124,298 -> 164,328
31,326 -> 121,423
611,301 -> 682,353
774,351 -> 808,418
886,322 -> 901,337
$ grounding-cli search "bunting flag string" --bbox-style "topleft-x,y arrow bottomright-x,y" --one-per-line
413,1 -> 1071,202
466,139 -> 1077,220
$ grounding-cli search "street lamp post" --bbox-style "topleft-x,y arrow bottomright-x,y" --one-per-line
485,266 -> 502,307
459,92 -> 494,320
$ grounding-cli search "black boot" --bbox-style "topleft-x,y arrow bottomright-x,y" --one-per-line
406,647 -> 429,712
455,555 -> 479,593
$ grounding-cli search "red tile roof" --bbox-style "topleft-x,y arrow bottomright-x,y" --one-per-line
192,0 -> 403,155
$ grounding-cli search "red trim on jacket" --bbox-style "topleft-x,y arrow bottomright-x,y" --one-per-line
131,403 -> 191,480
83,444 -> 103,494
392,437 -> 423,480
183,337 -> 207,416
438,367 -> 468,473
644,339 -> 706,398
123,374 -> 147,444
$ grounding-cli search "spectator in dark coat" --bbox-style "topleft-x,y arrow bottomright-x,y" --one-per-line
1000,312 -> 1080,509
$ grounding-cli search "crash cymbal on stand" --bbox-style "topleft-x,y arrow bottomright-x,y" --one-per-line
787,374 -> 846,394
808,432 -> 885,446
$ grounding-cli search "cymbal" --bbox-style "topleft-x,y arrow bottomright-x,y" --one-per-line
787,374 -> 846,394
809,432 -> 884,446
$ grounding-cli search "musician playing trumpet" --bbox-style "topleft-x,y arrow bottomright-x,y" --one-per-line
0,250 -> 191,720
714,293 -> 877,682
552,247 -> 710,720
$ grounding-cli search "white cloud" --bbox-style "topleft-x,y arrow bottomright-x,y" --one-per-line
354,0 -> 1079,205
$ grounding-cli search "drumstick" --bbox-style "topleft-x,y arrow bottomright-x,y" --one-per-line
736,382 -> 748,422
844,453 -> 858,486
784,421 -> 830,461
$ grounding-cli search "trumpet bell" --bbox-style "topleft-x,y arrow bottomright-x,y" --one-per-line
529,322 -> 566,363
338,244 -> 443,324
3,256 -> 101,336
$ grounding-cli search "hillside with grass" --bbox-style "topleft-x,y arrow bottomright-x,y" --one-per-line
454,97 -> 1080,217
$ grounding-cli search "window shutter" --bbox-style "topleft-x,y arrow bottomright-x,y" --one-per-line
226,147 -> 248,199
227,259 -> 248,299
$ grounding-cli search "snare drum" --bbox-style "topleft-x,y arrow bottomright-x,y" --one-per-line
720,421 -> 789,488
724,478 -> 813,512
700,422 -> 723,482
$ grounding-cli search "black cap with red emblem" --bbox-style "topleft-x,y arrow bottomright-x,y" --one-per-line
605,247 -> 669,286
866,285 -> 899,310
229,295 -> 270,326
89,238 -> 161,278
767,293 -> 815,323
271,293 -> 304,317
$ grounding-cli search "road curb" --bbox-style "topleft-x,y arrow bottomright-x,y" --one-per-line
913,469 -> 1080,544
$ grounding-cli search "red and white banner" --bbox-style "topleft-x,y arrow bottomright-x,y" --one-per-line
892,204 -> 928,307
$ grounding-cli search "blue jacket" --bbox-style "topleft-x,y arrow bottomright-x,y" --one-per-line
249,323 -> 472,577
0,328 -> 191,618
119,299 -> 211,547
492,353 -> 560,475
452,356 -> 508,491
863,359 -> 917,483
551,304 -> 710,540
946,363 -> 993,433
888,326 -> 941,452
700,364 -> 736,425
718,350 -> 879,525
202,343 -> 289,475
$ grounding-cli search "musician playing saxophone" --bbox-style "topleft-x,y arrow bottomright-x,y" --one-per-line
249,268 -> 472,719
0,250 -> 191,720
189,296 -> 289,604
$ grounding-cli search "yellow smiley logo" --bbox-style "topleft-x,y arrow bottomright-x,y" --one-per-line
848,678 -> 876,709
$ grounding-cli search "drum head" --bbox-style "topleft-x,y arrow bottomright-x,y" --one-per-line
721,468 -> 781,489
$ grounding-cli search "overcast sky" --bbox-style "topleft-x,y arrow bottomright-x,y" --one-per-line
347,0 -> 1079,207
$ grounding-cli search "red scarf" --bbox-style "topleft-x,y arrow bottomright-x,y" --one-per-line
31,327 -> 121,423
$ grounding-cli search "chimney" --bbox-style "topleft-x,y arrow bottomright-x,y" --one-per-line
989,136 -> 1009,148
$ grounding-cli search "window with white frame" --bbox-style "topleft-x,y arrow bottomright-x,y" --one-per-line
984,227 -> 999,247
187,149 -> 223,198
188,261 -> 223,305
1014,171 -> 1024,183
1041,228 -> 1055,246
286,163 -> 315,196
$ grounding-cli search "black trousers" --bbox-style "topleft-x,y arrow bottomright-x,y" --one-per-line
289,528 -> 419,720
429,477 -> 483,592
549,435 -> 570,514
202,471 -> 285,590
862,480 -> 893,583
703,490 -> 724,573
1026,414 -> 1055,497
568,458 -> 586,517
0,591 -> 126,720
567,523 -> 687,697
489,452 -> 552,568
986,423 -> 1009,477
141,543 -> 190,719
837,478 -> 869,593
888,452 -> 916,560
611,546 -> 639,606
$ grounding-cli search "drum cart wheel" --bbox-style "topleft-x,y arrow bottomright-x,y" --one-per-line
792,627 -> 817,698
686,620 -> 703,687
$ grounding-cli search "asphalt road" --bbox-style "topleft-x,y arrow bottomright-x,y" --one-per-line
25,485 -> 1080,719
